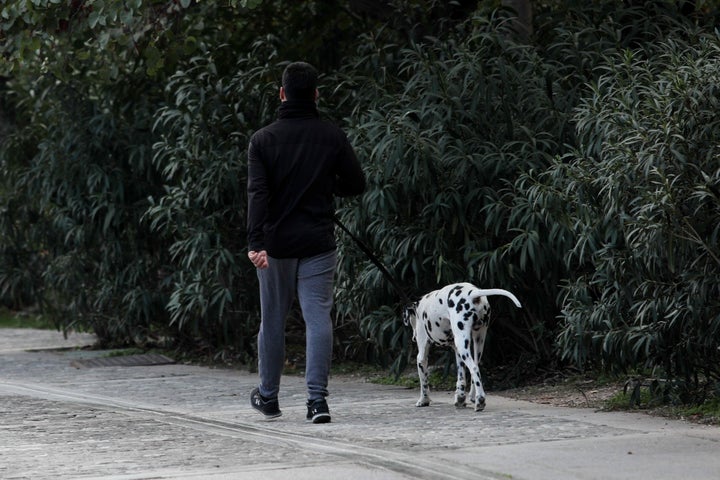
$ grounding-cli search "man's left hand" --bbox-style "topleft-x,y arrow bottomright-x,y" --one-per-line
248,250 -> 269,269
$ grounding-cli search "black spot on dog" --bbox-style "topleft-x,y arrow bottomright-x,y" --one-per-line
439,299 -> 443,304
435,321 -> 440,327
426,320 -> 433,332
457,321 -> 465,331
455,297 -> 466,313
422,312 -> 428,319
464,339 -> 469,349
448,299 -> 455,308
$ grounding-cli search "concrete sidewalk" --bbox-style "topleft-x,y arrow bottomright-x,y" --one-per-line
1,328 -> 719,480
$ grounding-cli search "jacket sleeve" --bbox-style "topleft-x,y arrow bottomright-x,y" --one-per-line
246,137 -> 268,251
334,133 -> 366,197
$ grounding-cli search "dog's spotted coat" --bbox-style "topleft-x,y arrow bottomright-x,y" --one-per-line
403,282 -> 522,411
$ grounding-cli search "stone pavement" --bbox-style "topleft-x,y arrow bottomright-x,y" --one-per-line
1,328 -> 719,480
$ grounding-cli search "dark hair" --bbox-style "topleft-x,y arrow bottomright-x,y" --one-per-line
281,61 -> 318,100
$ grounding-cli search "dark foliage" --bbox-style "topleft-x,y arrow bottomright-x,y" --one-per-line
1,0 -> 720,399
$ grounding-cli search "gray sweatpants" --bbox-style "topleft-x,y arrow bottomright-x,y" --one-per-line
256,249 -> 337,402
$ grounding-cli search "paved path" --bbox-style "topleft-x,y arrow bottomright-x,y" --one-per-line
1,328 -> 719,479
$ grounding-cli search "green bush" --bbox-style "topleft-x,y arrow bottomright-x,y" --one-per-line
0,0 -> 213,341
556,28 -> 720,388
331,11 -> 577,372
2,0 -> 720,401
146,43 -> 279,352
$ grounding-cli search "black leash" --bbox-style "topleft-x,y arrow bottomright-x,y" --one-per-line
332,214 -> 414,306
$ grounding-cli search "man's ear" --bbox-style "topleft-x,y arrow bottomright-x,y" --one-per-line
279,87 -> 287,102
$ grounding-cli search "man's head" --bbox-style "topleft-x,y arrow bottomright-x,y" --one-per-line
281,61 -> 318,101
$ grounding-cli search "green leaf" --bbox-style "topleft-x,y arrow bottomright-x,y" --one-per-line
241,0 -> 263,9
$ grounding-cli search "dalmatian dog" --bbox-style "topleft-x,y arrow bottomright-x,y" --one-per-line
402,282 -> 522,412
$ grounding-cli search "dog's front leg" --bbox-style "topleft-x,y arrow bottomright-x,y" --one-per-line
415,337 -> 431,407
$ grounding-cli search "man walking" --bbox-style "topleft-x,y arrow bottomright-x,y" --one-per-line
246,61 -> 366,423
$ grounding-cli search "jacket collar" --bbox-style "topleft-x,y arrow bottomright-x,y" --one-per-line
278,99 -> 319,119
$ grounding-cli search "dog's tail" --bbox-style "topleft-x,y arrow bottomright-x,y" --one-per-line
471,289 -> 522,308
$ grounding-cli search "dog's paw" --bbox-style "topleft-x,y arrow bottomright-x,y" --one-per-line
474,396 -> 486,412
454,394 -> 467,408
416,399 -> 431,407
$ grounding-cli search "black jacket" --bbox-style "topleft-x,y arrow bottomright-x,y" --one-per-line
247,99 -> 366,258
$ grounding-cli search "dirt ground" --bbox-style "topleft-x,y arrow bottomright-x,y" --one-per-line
495,377 -> 720,426
495,378 -> 624,409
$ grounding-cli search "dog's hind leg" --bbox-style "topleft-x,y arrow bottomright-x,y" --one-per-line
470,328 -> 488,411
453,350 -> 467,408
469,366 -> 486,412
453,328 -> 487,412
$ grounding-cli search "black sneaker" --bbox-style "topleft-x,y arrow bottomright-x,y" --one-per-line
250,387 -> 282,419
306,398 -> 331,424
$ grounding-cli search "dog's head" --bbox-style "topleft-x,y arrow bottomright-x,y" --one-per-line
402,302 -> 418,327
403,302 -> 419,341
